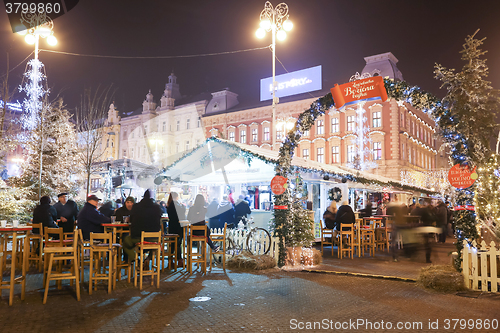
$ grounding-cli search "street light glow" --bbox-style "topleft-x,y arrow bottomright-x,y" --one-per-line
283,19 -> 293,31
256,28 -> 266,39
25,34 -> 36,44
47,35 -> 57,46
277,30 -> 286,41
260,18 -> 271,30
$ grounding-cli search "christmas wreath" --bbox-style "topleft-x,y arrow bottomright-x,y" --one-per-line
328,187 -> 342,202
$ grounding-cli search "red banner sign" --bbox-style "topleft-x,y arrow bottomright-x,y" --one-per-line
271,175 -> 288,195
454,205 -> 475,211
330,76 -> 388,109
448,164 -> 478,189
274,205 -> 288,210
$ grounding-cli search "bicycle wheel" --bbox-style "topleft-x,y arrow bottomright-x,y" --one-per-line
225,237 -> 241,258
246,228 -> 271,255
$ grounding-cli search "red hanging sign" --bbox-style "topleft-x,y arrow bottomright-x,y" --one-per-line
454,205 -> 475,211
330,76 -> 388,109
274,205 -> 288,210
448,164 -> 478,189
271,175 -> 288,195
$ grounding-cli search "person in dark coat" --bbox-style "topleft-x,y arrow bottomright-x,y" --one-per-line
435,200 -> 448,243
123,190 -> 162,261
334,201 -> 356,230
187,194 -> 218,251
217,195 -> 235,229
234,195 -> 252,224
52,192 -> 79,233
99,201 -> 115,218
77,195 -> 110,240
33,196 -> 59,234
206,198 -> 219,230
166,191 -> 186,263
114,196 -> 135,222
323,201 -> 337,229
359,202 -> 373,218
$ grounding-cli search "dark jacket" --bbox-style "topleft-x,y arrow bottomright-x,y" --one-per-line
187,204 -> 208,237
130,198 -> 162,239
206,200 -> 219,229
234,199 -> 251,222
77,202 -> 110,240
335,204 -> 355,230
53,200 -> 79,233
167,201 -> 186,236
113,206 -> 133,222
33,203 -> 59,233
216,200 -> 235,229
323,209 -> 336,229
99,201 -> 115,218
435,204 -> 448,227
359,203 -> 373,218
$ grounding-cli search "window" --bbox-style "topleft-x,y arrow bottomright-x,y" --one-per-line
332,146 -> 339,163
185,141 -> 190,151
175,142 -> 180,153
144,125 -> 148,134
142,146 -> 146,157
240,130 -> 246,143
176,120 -> 180,131
196,139 -> 200,146
252,128 -> 258,142
229,131 -> 235,142
303,130 -> 310,137
197,117 -> 201,128
162,121 -> 166,132
161,146 -> 165,154
302,149 -> 309,159
186,118 -> 190,130
317,147 -> 324,163
400,113 -> 404,127
373,142 -> 382,160
402,143 -> 405,161
122,149 -> 126,157
130,148 -> 134,158
277,129 -> 283,141
331,117 -> 339,133
409,147 -> 412,164
372,111 -> 381,128
347,116 -> 355,132
347,145 -> 355,162
263,127 -> 270,141
316,120 -> 324,135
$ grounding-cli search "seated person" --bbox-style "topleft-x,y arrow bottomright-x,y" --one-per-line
77,195 -> 110,240
323,201 -> 337,230
33,196 -> 59,234
114,196 -> 135,222
359,202 -> 373,218
123,190 -> 162,262
335,201 -> 356,231
187,194 -> 219,252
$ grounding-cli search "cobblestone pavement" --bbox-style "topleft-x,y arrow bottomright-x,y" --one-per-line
1,239 -> 499,333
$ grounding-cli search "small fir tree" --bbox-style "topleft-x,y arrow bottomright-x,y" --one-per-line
475,154 -> 500,239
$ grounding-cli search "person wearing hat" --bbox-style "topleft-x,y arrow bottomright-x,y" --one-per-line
33,196 -> 59,234
52,192 -> 79,233
113,196 -> 135,222
77,194 -> 111,240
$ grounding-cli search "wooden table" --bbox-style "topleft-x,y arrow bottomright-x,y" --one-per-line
102,223 -> 130,281
0,226 -> 32,306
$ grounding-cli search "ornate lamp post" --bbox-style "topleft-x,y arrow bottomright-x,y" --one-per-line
17,12 -> 57,199
256,1 -> 293,149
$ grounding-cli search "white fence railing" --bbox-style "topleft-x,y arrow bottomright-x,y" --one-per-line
210,227 -> 280,262
462,240 -> 500,292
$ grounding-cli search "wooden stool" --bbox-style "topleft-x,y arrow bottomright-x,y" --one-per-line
338,223 -> 354,259
89,232 -> 115,295
187,225 -> 207,274
360,225 -> 376,257
27,223 -> 43,272
209,222 -> 227,270
76,229 -> 91,284
43,227 -> 72,287
320,220 -> 336,256
373,219 -> 388,251
161,234 -> 179,271
43,229 -> 80,304
134,231 -> 161,290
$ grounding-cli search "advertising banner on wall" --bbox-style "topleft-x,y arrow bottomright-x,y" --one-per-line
330,75 -> 388,109
260,65 -> 322,101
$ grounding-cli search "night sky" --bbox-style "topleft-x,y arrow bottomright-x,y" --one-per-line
2,0 -> 500,115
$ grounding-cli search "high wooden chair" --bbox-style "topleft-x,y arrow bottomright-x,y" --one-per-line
338,223 -> 354,259
160,224 -> 179,271
360,224 -> 375,257
373,219 -> 388,251
209,222 -> 227,270
77,229 -> 91,284
43,229 -> 80,304
43,227 -> 72,286
28,223 -> 43,272
320,220 -> 336,256
89,232 -> 115,295
187,224 -> 207,274
134,231 -> 161,290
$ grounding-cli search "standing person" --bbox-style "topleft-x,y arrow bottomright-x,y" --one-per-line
359,201 -> 373,218
435,200 -> 448,243
123,190 -> 162,262
234,195 -> 251,224
206,198 -> 219,230
217,195 -> 235,229
166,192 -> 186,265
33,196 -> 59,234
114,196 -> 135,222
77,195 -> 110,240
415,200 -> 436,263
187,194 -> 219,252
323,201 -> 337,230
52,192 -> 79,233
99,201 -> 115,218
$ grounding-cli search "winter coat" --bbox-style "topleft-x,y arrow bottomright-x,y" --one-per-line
167,201 -> 186,236
335,204 -> 355,230
435,204 -> 448,227
77,202 -> 110,240
113,206 -> 133,223
53,200 -> 79,233
323,209 -> 336,229
33,203 -> 59,233
234,199 -> 251,222
216,201 -> 235,229
130,198 -> 162,239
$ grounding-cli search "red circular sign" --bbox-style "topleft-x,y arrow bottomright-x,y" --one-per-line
271,175 -> 288,195
448,164 -> 477,189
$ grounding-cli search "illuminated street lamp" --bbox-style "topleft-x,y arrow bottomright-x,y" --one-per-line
149,137 -> 164,164
256,1 -> 293,148
17,12 -> 57,199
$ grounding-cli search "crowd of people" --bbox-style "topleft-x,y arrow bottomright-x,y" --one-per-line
31,190 -> 253,265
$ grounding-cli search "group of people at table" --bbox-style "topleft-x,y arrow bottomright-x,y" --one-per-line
31,190 -> 221,266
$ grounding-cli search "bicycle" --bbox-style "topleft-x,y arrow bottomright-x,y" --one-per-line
225,217 -> 272,257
